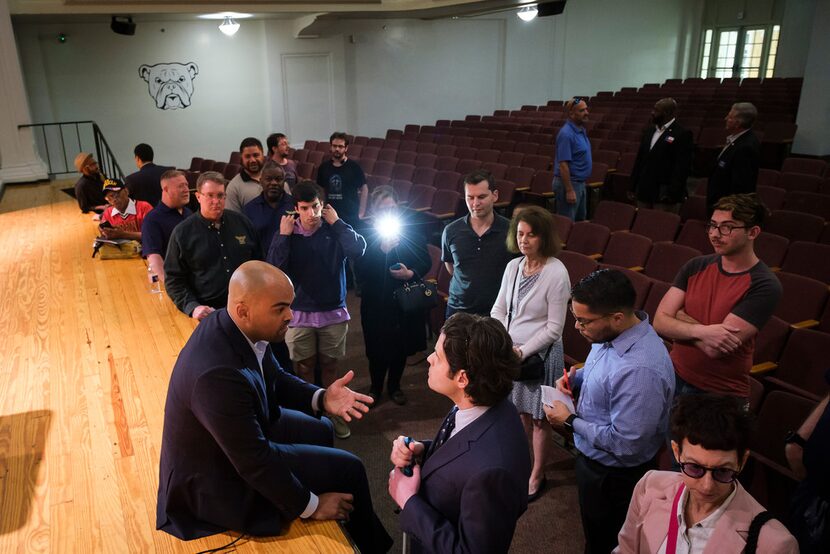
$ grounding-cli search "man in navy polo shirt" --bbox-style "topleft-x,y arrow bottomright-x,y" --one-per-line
142,169 -> 192,284
244,160 -> 294,258
441,170 -> 515,317
553,98 -> 592,221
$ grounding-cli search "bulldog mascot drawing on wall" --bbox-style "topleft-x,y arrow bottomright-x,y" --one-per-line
138,62 -> 199,110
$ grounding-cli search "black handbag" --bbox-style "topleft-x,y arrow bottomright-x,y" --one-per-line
393,279 -> 438,313
507,261 -> 551,382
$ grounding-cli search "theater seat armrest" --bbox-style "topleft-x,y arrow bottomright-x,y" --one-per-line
628,266 -> 644,272
588,253 -> 603,260
790,319 -> 819,330
750,361 -> 778,375
748,451 -> 798,481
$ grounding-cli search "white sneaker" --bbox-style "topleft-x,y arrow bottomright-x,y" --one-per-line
330,415 -> 351,439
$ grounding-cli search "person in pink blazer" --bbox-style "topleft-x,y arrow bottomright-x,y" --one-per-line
615,394 -> 798,554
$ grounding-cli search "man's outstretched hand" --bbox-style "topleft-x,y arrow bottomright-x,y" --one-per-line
323,370 -> 373,421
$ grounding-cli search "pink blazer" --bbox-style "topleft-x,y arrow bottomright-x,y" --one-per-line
614,470 -> 798,554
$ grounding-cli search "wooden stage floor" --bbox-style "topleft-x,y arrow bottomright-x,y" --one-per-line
0,181 -> 353,553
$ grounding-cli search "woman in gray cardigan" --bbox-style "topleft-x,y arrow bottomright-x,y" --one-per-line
491,206 -> 571,503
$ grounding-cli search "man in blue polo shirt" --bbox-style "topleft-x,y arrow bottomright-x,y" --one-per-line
243,160 -> 294,257
553,98 -> 592,221
142,169 -> 192,284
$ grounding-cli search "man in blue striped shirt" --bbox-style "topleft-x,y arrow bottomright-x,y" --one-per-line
545,269 -> 674,554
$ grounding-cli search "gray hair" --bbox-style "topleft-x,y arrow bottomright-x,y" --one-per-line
731,102 -> 757,129
196,171 -> 227,191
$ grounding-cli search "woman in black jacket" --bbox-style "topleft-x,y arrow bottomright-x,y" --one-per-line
355,186 -> 431,405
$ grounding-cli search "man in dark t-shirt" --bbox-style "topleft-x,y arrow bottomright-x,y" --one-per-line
316,131 -> 367,228
654,193 -> 781,399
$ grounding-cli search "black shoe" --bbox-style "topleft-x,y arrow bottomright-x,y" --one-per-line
389,389 -> 408,406
367,390 -> 381,407
528,476 -> 547,503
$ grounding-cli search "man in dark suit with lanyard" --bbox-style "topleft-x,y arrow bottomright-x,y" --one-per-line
156,260 -> 392,552
707,102 -> 761,210
630,98 -> 694,213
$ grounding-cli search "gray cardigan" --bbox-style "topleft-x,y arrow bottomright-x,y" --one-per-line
491,256 -> 570,359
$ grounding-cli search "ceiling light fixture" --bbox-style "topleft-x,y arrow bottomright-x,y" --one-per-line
219,16 -> 240,36
198,12 -> 253,21
517,5 -> 539,22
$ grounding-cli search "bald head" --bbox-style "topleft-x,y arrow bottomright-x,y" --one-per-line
228,261 -> 294,342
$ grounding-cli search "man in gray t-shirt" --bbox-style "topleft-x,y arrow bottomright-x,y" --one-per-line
441,170 -> 515,316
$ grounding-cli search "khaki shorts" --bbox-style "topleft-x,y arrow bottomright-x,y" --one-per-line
285,322 -> 349,361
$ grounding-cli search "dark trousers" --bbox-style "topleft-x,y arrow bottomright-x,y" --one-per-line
270,409 -> 392,553
575,454 -> 655,554
368,353 -> 406,394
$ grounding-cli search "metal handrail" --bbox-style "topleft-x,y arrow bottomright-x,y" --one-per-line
18,121 -> 125,181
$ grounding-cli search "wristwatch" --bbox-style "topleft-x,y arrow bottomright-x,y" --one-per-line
784,430 -> 807,448
564,414 -> 578,431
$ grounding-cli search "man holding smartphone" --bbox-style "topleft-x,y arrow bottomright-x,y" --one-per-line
267,180 -> 366,440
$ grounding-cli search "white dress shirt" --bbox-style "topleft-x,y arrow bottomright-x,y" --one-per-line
650,118 -> 676,149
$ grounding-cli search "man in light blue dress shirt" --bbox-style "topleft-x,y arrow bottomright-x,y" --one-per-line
545,269 -> 674,554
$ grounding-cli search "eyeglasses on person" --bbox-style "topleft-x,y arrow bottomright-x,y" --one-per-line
678,461 -> 740,483
705,222 -> 747,236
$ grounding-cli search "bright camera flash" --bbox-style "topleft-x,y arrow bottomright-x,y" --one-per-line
375,214 -> 401,239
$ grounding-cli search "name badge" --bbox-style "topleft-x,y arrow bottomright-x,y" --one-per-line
718,160 -> 727,168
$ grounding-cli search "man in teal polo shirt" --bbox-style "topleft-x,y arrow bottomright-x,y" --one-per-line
553,98 -> 592,221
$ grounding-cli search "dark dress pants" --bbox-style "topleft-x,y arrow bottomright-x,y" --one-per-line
269,409 -> 392,553
575,454 -> 655,554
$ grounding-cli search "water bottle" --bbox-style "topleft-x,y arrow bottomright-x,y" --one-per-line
148,267 -> 161,294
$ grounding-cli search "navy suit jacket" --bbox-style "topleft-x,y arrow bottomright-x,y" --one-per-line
707,129 -> 760,209
156,309 -> 320,540
631,121 -> 693,204
400,399 -> 531,553
126,162 -> 171,206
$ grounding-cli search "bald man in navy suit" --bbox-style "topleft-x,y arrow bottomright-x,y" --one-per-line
388,313 -> 531,553
156,261 -> 391,552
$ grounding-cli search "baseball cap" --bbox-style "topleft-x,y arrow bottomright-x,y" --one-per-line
102,178 -> 125,194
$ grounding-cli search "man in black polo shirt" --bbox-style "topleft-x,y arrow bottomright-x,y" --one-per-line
142,169 -> 192,284
441,170 -> 515,317
164,171 -> 259,321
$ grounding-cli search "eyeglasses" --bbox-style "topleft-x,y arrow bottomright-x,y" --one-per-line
570,308 -> 611,328
678,461 -> 740,483
706,222 -> 747,236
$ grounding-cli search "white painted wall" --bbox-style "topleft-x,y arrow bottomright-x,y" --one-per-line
16,19 -> 271,170
776,0 -> 817,77
792,0 -> 830,156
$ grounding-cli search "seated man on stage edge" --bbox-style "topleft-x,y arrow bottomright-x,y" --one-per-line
156,261 -> 392,553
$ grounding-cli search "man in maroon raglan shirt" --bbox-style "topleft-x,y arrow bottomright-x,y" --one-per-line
654,193 -> 782,399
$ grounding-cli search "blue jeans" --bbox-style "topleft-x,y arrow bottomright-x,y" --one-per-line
553,177 -> 587,221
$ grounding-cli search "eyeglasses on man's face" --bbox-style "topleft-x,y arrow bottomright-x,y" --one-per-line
678,460 -> 740,483
569,308 -> 612,328
706,222 -> 747,236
